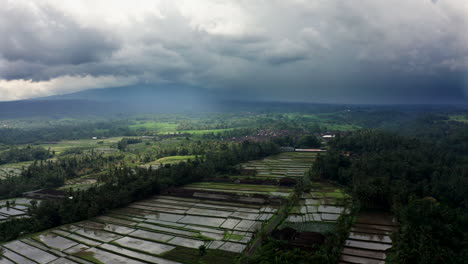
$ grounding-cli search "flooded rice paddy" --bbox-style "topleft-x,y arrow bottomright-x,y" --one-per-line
0,151 -> 354,263
340,212 -> 398,264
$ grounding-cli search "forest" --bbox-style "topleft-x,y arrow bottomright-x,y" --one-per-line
312,122 -> 467,263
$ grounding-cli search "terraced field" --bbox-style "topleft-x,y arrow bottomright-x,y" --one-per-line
281,181 -> 351,233
0,195 -> 277,264
241,151 -> 317,179
0,162 -> 32,179
0,198 -> 34,223
142,156 -> 197,170
0,151 -> 331,264
180,152 -> 318,200
182,182 -> 293,198
340,212 -> 398,264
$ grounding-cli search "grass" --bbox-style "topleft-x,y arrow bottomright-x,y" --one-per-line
36,137 -> 124,154
161,247 -> 240,264
449,115 -> 468,123
323,124 -> 361,131
144,155 -> 197,166
73,251 -> 104,264
223,233 -> 244,241
58,183 -> 97,191
324,191 -> 350,199
0,161 -> 33,169
129,121 -> 178,131
159,128 -> 235,135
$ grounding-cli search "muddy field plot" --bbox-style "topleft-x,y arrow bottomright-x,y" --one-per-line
240,152 -> 317,179
0,198 -> 34,223
282,183 -> 351,232
182,182 -> 293,198
340,212 -> 398,264
0,195 -> 278,264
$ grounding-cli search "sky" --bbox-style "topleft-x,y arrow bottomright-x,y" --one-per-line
0,0 -> 468,104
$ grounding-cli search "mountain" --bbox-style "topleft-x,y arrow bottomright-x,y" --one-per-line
0,85 -> 223,118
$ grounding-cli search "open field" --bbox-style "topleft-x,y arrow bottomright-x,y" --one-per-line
449,115 -> 468,123
143,156 -> 197,168
159,128 -> 235,135
240,151 -> 317,179
129,121 -> 179,132
36,137 -> 125,154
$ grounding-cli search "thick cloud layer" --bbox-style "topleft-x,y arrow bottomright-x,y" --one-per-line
0,0 -> 467,103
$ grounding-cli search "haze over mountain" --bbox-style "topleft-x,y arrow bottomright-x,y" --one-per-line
0,0 -> 467,104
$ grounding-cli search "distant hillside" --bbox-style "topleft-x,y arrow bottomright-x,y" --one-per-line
1,84 -> 466,118
0,99 -> 123,118
44,84 -> 211,102
0,85 -> 221,118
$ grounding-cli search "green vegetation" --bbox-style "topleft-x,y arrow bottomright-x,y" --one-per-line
313,125 -> 468,263
148,155 -> 197,165
73,251 -> 104,264
0,146 -> 51,165
129,121 -> 178,131
448,114 -> 468,123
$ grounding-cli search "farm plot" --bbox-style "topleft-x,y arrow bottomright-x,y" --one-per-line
282,182 -> 351,232
0,161 -> 32,179
340,212 -> 398,264
182,182 -> 293,198
0,152 -> 319,263
59,176 -> 99,191
37,137 -> 124,155
0,195 -> 277,264
240,151 -> 317,179
143,155 -> 197,168
0,198 -> 34,223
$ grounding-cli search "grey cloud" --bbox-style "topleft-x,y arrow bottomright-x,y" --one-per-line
0,3 -> 118,70
0,0 -> 467,103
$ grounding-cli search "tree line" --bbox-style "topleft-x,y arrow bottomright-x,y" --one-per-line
0,146 -> 52,165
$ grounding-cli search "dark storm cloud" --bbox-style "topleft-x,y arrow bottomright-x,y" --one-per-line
0,0 -> 467,103
0,3 -> 118,77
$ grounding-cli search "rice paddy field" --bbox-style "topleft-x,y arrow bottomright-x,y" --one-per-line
58,175 -> 100,191
340,212 -> 398,264
0,151 -> 349,264
240,151 -> 317,179
0,195 -> 277,264
182,182 -> 293,198
142,156 -> 197,169
0,162 -> 31,179
280,181 -> 351,233
0,198 -> 35,223
36,137 -> 125,155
